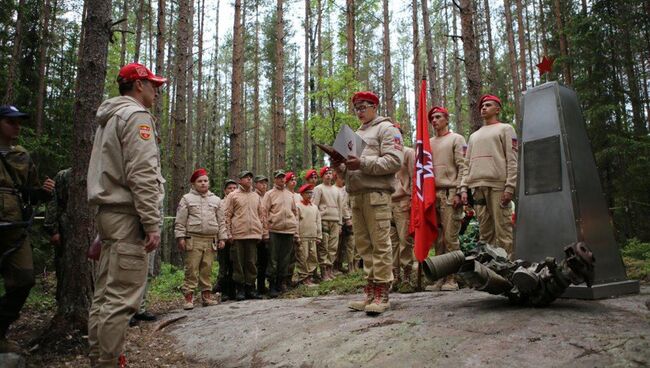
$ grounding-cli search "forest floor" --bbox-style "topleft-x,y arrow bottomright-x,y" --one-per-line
4,274 -> 650,368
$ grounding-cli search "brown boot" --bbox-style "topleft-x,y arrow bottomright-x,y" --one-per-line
399,266 -> 415,293
441,276 -> 459,291
348,282 -> 375,311
183,293 -> 194,310
391,268 -> 401,292
365,283 -> 391,315
202,291 -> 220,306
322,266 -> 332,281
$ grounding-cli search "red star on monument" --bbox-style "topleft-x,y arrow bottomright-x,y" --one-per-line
536,56 -> 554,77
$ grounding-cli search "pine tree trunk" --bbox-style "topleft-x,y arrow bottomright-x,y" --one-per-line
452,4 -> 463,134
382,0 -> 394,118
185,0 -> 195,172
459,0 -> 483,132
421,0 -> 437,105
41,0 -> 111,343
538,0 -> 548,57
253,0 -> 261,173
208,0 -> 221,178
153,0 -> 165,121
120,0 -> 128,66
552,0 -> 572,85
3,0 -> 26,104
196,0 -> 206,166
228,0 -> 244,178
302,0 -> 311,166
483,0 -> 499,92
515,0 -> 528,89
619,10 -> 647,136
35,0 -> 52,134
134,0 -> 145,61
503,0 -> 522,125
272,0 -> 286,170
345,0 -> 355,114
525,1 -> 536,86
412,0 -> 420,124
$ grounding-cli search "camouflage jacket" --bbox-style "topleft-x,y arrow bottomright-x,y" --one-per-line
43,168 -> 71,235
0,145 -> 49,223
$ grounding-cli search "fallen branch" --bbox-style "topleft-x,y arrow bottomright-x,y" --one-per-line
154,315 -> 187,332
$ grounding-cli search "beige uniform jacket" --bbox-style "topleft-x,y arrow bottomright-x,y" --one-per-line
87,96 -> 164,233
262,186 -> 299,236
336,185 -> 351,220
297,201 -> 322,239
391,146 -> 415,209
430,132 -> 468,192
460,122 -> 518,194
341,116 -> 404,194
312,183 -> 344,223
174,189 -> 228,240
223,186 -> 265,240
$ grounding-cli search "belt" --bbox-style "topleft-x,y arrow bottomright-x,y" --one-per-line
98,204 -> 138,215
0,187 -> 19,195
187,233 -> 217,239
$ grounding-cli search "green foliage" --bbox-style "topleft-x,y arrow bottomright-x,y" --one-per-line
622,238 -> 650,260
149,262 -> 220,301
459,218 -> 480,253
282,270 -> 366,298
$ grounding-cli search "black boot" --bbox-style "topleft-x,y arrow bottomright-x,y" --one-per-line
268,281 -> 280,298
235,283 -> 246,301
245,285 -> 262,300
257,276 -> 267,295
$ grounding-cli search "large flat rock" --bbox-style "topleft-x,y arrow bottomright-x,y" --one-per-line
169,287 -> 650,368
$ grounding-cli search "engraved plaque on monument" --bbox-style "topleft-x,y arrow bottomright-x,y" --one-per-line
515,82 -> 639,299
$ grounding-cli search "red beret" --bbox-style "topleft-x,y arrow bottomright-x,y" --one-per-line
298,184 -> 314,194
319,166 -> 331,177
352,91 -> 379,105
428,106 -> 449,122
284,171 -> 295,183
190,168 -> 208,183
479,94 -> 502,108
304,169 -> 317,180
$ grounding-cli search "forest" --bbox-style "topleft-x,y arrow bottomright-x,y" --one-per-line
0,0 -> 649,349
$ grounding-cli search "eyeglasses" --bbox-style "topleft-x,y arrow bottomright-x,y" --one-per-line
354,104 -> 374,113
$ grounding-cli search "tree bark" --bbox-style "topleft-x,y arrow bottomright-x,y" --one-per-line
41,0 -> 111,343
134,0 -> 145,61
196,0 -> 206,166
483,0 -> 498,92
228,0 -> 245,178
35,0 -> 52,134
412,0 -> 420,125
345,0 -> 355,114
552,0 -> 572,85
459,0 -> 483,132
3,0 -> 26,104
153,0 -> 165,121
452,3 -> 463,134
515,0 -> 528,89
272,0 -> 286,170
302,0 -> 311,166
120,0 -> 128,66
382,0 -> 394,118
503,0 -> 522,125
186,0 -> 195,172
421,0 -> 437,106
253,0 -> 261,173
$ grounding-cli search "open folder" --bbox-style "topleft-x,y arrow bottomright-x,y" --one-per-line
316,124 -> 366,161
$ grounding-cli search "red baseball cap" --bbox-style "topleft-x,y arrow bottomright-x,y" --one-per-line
479,94 -> 502,108
190,168 -> 208,183
298,184 -> 314,194
428,106 -> 449,122
319,166 -> 331,178
352,91 -> 380,106
118,63 -> 167,87
304,169 -> 317,180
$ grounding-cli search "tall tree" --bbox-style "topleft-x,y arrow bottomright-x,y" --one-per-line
503,0 -> 522,124
228,0 -> 245,178
134,0 -> 145,61
552,0 -> 572,85
271,0 -> 286,169
452,2 -> 463,134
196,0 -> 206,165
421,0 -> 437,105
253,0 -> 262,173
119,0 -> 128,66
302,0 -> 311,165
42,0 -> 112,342
3,0 -> 26,104
412,0 -> 421,123
382,0 -> 394,118
515,0 -> 528,89
35,0 -> 52,134
458,0 -> 483,131
153,0 -> 165,121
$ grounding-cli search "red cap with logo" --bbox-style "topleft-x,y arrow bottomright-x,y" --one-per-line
319,166 -> 331,178
298,184 -> 314,194
304,169 -> 317,180
428,106 -> 449,122
284,171 -> 295,183
118,63 -> 168,87
479,94 -> 502,109
190,168 -> 208,183
352,91 -> 380,106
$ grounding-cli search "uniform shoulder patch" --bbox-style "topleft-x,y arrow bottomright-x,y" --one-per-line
139,124 -> 152,140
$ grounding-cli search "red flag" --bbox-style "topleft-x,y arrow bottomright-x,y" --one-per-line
409,78 -> 438,262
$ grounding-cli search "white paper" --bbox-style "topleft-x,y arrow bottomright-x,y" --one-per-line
333,124 -> 366,158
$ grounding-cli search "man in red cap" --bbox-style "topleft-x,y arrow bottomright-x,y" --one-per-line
313,166 -> 344,280
87,62 -> 167,366
333,91 -> 403,315
294,184 -> 321,286
428,106 -> 468,291
174,169 -> 227,309
460,94 -> 518,256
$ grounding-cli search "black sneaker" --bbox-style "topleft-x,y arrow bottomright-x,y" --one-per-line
128,317 -> 139,327
134,311 -> 157,321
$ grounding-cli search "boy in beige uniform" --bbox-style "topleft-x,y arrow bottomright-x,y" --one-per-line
390,130 -> 415,292
334,173 -> 355,273
294,184 -> 321,286
87,63 -> 166,367
175,168 -> 227,309
224,171 -> 265,300
429,106 -> 468,291
460,95 -> 518,255
333,91 -> 403,315
312,166 -> 344,280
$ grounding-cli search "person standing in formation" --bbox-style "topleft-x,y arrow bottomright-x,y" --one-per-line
224,171 -> 265,301
294,184 -> 321,287
304,169 -> 318,187
284,171 -> 300,286
86,63 -> 166,366
174,168 -> 227,309
213,179 -> 238,300
253,175 -> 269,295
262,170 -> 299,298
429,106 -> 468,291
460,95 -> 518,256
334,91 -> 403,315
313,166 -> 344,281
389,123 -> 416,293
